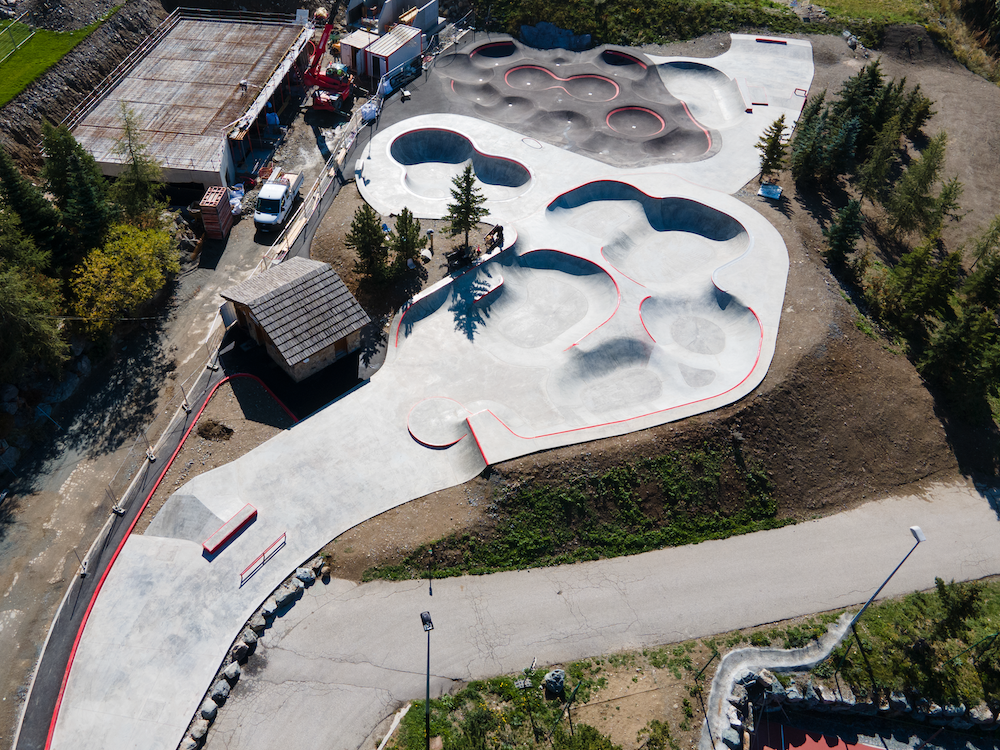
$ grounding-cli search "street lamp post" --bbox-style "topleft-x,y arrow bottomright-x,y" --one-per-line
850,525 -> 927,628
420,611 -> 434,750
836,526 -> 926,680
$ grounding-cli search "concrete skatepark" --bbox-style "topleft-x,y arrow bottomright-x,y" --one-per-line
31,31 -> 887,750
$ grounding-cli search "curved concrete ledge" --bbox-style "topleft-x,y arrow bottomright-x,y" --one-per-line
701,613 -> 853,750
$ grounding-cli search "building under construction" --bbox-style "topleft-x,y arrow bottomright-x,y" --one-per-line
69,9 -> 312,190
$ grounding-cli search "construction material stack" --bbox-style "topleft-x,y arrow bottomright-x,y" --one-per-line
200,186 -> 233,240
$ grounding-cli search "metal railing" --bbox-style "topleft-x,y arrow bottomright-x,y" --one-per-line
240,531 -> 287,586
101,352 -> 214,514
0,12 -> 35,67
60,8 -> 302,132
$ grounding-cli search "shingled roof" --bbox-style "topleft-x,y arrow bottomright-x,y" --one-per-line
221,257 -> 370,366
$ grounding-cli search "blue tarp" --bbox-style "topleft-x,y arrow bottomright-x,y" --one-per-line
757,183 -> 783,200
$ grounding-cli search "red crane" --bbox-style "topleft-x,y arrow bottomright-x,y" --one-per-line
305,22 -> 353,109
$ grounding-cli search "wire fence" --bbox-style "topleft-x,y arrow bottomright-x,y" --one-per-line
102,350 -> 218,511
0,13 -> 35,67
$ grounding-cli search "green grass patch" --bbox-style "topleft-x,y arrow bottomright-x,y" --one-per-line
0,21 -> 35,60
0,9 -> 119,107
391,662 -> 614,750
487,0 -> 906,48
364,439 -> 791,582
829,577 -> 1000,706
813,0 -> 932,25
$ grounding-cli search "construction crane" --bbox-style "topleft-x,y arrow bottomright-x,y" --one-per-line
305,21 -> 354,111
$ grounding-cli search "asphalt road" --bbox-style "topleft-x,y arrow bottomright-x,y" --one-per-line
205,480 -> 1000,750
12,363 -> 222,750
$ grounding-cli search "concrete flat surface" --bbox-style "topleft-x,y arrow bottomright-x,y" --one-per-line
74,17 -> 309,176
203,480 -> 1000,750
49,34 -> 808,750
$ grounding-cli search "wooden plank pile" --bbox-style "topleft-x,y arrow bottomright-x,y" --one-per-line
200,186 -> 233,240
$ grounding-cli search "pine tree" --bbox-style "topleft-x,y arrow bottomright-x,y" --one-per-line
41,122 -> 108,210
887,132 -> 948,236
790,92 -> 825,183
899,84 -> 935,137
0,205 -> 50,271
0,264 -> 68,381
824,199 -> 863,266
63,150 -> 114,257
346,204 -> 389,281
969,213 -> 1000,270
109,102 -> 165,228
964,246 -> 1000,309
755,115 -> 787,183
387,207 -> 427,273
821,115 -> 860,179
892,236 -> 961,324
446,163 -> 488,250
923,175 -> 964,236
856,115 -> 902,205
0,147 -> 65,262
920,306 -> 1000,414
964,214 -> 1000,306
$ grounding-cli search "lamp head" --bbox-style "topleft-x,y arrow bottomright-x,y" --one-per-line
420,611 -> 434,631
910,526 -> 926,544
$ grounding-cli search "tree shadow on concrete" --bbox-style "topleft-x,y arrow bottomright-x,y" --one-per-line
449,269 -> 500,341
358,315 -> 389,379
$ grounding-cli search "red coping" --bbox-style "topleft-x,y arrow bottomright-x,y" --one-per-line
203,503 -> 257,554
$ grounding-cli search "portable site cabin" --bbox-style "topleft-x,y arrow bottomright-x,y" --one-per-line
364,24 -> 422,82
340,29 -> 380,75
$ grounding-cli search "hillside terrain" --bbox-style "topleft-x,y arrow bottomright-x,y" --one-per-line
1,0 -> 999,746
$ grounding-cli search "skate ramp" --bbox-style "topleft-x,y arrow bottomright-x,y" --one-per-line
657,61 -> 747,129
436,39 -> 721,167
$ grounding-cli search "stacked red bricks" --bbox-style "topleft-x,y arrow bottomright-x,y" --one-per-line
200,186 -> 233,240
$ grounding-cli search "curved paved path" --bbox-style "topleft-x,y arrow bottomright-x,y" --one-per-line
204,480 -> 1000,750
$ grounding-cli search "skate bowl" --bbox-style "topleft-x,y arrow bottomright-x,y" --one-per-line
392,179 -> 773,445
390,128 -> 533,201
547,183 -> 751,286
436,39 -> 721,166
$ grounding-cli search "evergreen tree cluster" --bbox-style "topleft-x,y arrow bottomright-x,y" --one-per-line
797,62 -> 1000,419
346,205 -> 428,283
791,62 -> 935,185
0,108 -> 174,384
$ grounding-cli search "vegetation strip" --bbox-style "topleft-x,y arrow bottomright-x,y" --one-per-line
384,579 -> 1000,750
364,439 -> 790,581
